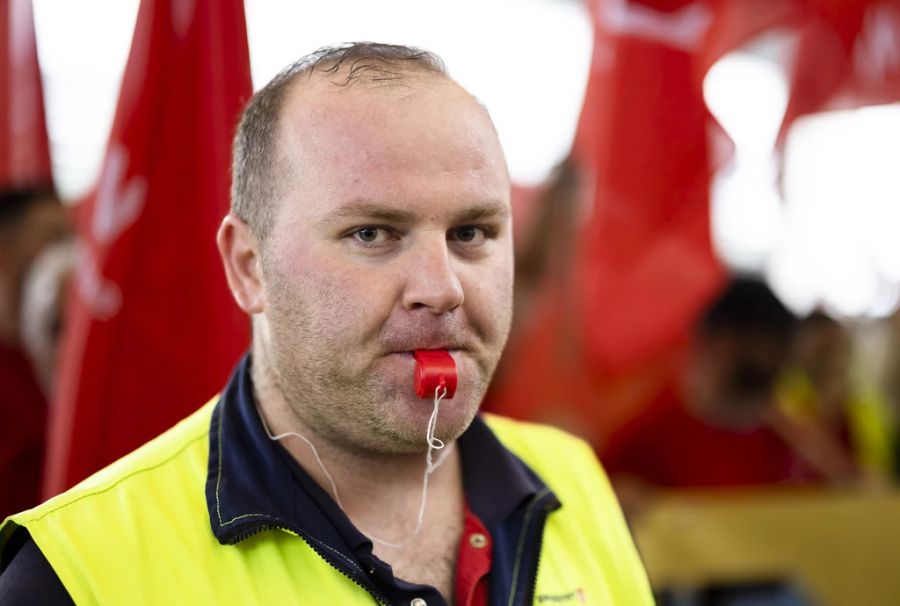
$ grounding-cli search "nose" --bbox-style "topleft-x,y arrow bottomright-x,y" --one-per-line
401,236 -> 464,314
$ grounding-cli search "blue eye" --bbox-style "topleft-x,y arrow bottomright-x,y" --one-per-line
451,226 -> 491,244
356,227 -> 380,243
455,226 -> 478,242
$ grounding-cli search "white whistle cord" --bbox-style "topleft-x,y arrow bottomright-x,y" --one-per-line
260,384 -> 450,548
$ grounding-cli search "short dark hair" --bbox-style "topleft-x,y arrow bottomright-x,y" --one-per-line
699,276 -> 797,345
231,42 -> 447,241
0,185 -> 59,231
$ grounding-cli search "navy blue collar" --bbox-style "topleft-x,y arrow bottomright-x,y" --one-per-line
205,352 -> 549,554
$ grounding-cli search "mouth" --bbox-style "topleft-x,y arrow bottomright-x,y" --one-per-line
388,348 -> 463,360
379,325 -> 473,357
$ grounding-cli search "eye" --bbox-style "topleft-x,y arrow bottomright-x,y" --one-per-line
455,226 -> 479,242
450,225 -> 491,245
355,227 -> 381,243
350,226 -> 395,246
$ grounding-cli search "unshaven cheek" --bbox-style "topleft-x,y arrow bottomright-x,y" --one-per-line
460,258 -> 514,346
301,256 -> 400,347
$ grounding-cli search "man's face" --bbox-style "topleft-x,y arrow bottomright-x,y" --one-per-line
257,74 -> 513,455
693,332 -> 786,425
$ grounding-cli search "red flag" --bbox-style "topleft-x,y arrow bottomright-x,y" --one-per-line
571,0 -> 730,374
0,0 -> 52,187
44,0 -> 251,495
779,0 -> 900,141
486,0 -> 797,444
489,0 -> 900,447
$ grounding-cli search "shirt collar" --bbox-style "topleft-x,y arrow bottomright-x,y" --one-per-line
206,354 -> 548,547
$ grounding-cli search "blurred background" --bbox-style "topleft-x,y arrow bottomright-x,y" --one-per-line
3,0 -> 900,604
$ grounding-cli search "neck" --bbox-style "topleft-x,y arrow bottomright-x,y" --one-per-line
249,343 -> 463,544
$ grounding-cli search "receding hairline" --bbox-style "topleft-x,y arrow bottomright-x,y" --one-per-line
263,44 -> 453,143
264,65 -> 468,212
275,62 -> 494,168
275,64 -> 478,142
278,59 -> 454,115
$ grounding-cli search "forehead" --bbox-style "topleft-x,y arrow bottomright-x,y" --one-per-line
273,72 -> 510,219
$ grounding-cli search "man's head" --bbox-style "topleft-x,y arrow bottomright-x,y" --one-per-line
231,43 -> 449,244
0,186 -> 70,344
218,43 -> 513,455
687,277 -> 797,422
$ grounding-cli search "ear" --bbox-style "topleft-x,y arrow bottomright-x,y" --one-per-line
217,214 -> 266,314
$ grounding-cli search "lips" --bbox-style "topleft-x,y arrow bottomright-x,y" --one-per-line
385,350 -> 461,365
382,339 -> 470,356
390,346 -> 460,354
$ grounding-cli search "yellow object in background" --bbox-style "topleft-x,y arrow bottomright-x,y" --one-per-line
632,488 -> 900,606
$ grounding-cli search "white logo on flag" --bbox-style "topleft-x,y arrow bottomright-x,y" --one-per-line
78,144 -> 147,319
853,2 -> 900,88
92,144 -> 147,243
599,0 -> 713,51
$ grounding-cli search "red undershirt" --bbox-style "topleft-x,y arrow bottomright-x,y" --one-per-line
455,503 -> 493,606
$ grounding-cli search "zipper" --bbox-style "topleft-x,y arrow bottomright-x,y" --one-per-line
522,495 -> 558,605
507,489 -> 560,606
228,522 -> 390,605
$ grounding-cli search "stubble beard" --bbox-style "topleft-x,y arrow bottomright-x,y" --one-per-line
263,279 -> 500,456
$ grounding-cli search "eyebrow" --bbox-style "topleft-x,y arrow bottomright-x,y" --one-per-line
324,203 -> 416,224
454,201 -> 511,223
322,200 -> 510,225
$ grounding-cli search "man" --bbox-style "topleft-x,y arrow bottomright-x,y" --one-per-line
0,43 -> 652,605
0,186 -> 70,521
603,278 -> 816,518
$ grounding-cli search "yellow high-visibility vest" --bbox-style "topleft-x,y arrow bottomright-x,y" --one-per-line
1,402 -> 653,605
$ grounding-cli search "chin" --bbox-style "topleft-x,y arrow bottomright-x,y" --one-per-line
376,391 -> 479,450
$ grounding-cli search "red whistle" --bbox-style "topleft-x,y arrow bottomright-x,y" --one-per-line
414,350 -> 457,399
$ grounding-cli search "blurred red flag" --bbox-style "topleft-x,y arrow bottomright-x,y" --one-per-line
489,0 -> 900,448
570,0 -> 806,372
487,0 -> 796,444
571,0 -> 725,373
780,0 -> 900,140
0,0 -> 52,187
44,0 -> 251,495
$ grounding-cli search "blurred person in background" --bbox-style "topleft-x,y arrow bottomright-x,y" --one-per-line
777,311 -> 893,486
511,158 -> 581,325
602,277 -> 814,517
481,159 -> 592,433
874,307 -> 900,480
19,239 -> 77,396
0,186 -> 70,520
